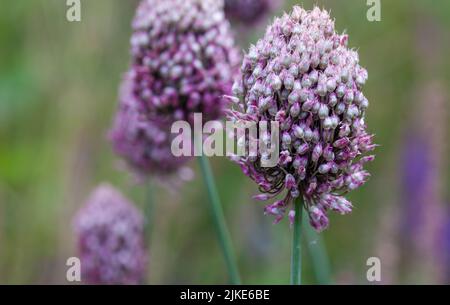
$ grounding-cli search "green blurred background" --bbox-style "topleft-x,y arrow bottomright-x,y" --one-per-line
0,0 -> 449,284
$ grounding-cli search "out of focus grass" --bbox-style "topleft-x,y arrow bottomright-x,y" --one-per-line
0,0 -> 449,284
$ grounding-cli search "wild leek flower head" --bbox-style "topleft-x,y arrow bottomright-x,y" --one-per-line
224,0 -> 280,26
129,0 -> 240,124
229,6 -> 375,231
74,184 -> 147,284
110,74 -> 191,178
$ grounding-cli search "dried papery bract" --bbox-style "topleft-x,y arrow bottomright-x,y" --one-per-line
74,184 -> 147,284
229,6 -> 376,231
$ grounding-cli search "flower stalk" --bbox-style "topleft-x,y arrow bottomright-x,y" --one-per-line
290,197 -> 303,285
198,154 -> 241,284
304,214 -> 332,284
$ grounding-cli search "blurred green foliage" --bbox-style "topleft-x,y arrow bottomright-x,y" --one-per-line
0,0 -> 449,284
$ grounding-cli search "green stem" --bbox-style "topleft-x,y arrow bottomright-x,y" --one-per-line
304,213 -> 332,284
290,197 -> 303,285
141,182 -> 155,284
143,182 -> 155,245
198,155 -> 241,284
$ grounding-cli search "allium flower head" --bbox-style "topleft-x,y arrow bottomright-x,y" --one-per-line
228,6 -> 376,231
129,0 -> 240,124
225,0 -> 280,26
110,74 -> 191,178
74,184 -> 147,284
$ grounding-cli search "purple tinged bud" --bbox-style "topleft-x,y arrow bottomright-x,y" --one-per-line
299,89 -> 309,102
335,102 -> 346,115
330,162 -> 339,174
312,143 -> 323,162
344,90 -> 354,104
304,128 -> 314,141
309,206 -> 329,232
302,99 -> 315,111
301,76 -> 312,88
285,174 -> 296,190
336,84 -> 346,98
318,103 -> 329,119
318,163 -> 332,174
309,70 -> 319,84
323,117 -> 333,130
312,101 -> 321,114
292,156 -> 303,169
326,78 -> 337,92
333,137 -> 350,148
317,84 -> 327,97
346,104 -> 359,119
284,74 -> 295,90
323,145 -> 335,161
271,74 -> 282,91
298,166 -> 306,180
253,194 -> 273,201
288,91 -> 300,104
279,150 -> 293,166
330,115 -> 339,129
296,143 -> 310,154
339,124 -> 351,137
360,97 -> 369,110
282,132 -> 292,145
328,93 -> 338,107
290,103 -> 301,117
354,91 -> 364,105
360,155 -> 375,164
293,125 -> 305,139
312,129 -> 320,143
340,69 -> 350,83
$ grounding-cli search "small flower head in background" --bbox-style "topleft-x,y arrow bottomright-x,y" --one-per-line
229,6 -> 375,231
74,184 -> 147,284
224,0 -> 281,26
129,0 -> 240,124
110,73 -> 192,180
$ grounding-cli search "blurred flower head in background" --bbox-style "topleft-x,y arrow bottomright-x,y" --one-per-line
129,0 -> 240,124
229,6 -> 375,231
224,0 -> 281,26
110,73 -> 192,180
400,80 -> 448,283
74,184 -> 147,284
110,0 -> 241,181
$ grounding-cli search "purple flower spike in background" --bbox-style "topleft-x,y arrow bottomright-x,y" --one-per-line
129,0 -> 240,124
74,184 -> 147,284
229,6 -> 376,232
110,73 -> 191,179
225,0 -> 281,26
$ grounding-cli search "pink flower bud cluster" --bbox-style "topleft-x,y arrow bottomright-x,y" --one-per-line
229,6 -> 376,231
110,0 -> 240,177
74,184 -> 147,284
